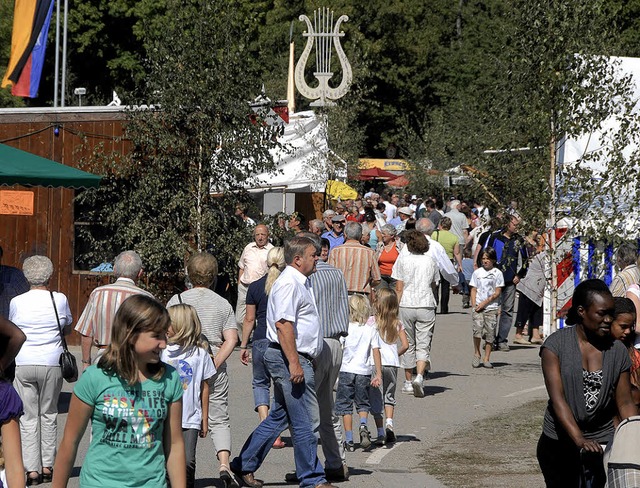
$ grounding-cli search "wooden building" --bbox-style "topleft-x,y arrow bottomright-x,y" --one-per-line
0,106 -> 329,343
0,107 -> 128,344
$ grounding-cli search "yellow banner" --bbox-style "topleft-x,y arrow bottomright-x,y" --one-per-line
359,158 -> 411,171
2,0 -> 37,88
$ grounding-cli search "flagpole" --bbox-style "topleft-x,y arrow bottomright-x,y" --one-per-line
53,0 -> 60,107
60,0 -> 68,107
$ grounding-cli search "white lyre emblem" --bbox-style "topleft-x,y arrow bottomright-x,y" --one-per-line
295,8 -> 352,107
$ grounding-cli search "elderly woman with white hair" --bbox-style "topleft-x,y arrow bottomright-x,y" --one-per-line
10,255 -> 72,485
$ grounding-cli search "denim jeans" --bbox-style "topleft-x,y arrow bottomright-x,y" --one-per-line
334,372 -> 371,416
251,339 -> 271,410
231,347 -> 325,488
183,428 -> 199,488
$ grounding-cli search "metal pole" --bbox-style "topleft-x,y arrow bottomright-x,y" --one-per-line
60,0 -> 68,107
53,0 -> 60,107
549,117 -> 558,333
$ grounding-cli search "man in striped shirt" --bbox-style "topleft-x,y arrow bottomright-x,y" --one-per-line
75,250 -> 153,368
328,222 -> 381,295
309,234 -> 350,481
610,243 -> 640,297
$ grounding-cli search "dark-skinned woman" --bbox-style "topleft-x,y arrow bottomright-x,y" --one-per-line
537,279 -> 638,488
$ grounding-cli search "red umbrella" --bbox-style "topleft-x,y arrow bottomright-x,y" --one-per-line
386,174 -> 410,187
357,168 -> 398,181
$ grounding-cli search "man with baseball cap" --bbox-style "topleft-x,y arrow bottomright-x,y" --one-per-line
322,214 -> 346,252
393,207 -> 414,232
322,209 -> 337,233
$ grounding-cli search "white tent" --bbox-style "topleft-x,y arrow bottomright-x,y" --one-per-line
558,55 -> 640,239
248,110 -> 337,193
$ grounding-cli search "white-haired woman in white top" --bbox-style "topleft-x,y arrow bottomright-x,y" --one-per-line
11,255 -> 72,485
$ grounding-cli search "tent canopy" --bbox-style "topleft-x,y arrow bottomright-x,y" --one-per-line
0,143 -> 102,188
248,111 -> 333,192
357,167 -> 397,180
386,174 -> 410,188
326,180 -> 357,200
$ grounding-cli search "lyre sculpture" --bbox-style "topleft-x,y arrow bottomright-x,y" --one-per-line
294,8 -> 352,107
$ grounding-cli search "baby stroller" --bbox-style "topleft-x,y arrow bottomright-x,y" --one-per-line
603,415 -> 640,488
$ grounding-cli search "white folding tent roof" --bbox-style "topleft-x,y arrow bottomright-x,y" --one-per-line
248,110 -> 339,192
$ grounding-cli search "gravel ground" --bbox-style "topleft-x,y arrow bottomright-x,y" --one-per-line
422,399 -> 546,488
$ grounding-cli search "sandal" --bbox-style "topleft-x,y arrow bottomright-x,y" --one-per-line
219,465 -> 240,488
26,472 -> 41,486
42,468 -> 53,483
513,337 -> 531,345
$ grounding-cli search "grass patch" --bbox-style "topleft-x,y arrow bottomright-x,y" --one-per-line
422,399 -> 547,488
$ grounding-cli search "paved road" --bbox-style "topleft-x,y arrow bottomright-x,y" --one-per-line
53,294 -> 547,487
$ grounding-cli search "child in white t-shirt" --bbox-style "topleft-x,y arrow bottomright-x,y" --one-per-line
368,288 -> 408,445
163,304 -> 216,488
469,247 -> 504,369
335,295 -> 382,451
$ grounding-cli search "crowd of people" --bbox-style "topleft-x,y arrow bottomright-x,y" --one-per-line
0,187 -> 639,488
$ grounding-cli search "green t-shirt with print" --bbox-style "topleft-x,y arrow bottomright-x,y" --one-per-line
74,364 -> 183,487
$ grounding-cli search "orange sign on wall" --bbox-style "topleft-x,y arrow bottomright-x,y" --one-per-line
0,190 -> 34,215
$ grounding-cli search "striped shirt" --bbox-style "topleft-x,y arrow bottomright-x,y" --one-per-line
167,288 -> 235,353
311,261 -> 349,339
610,265 -> 640,297
74,278 -> 154,345
328,240 -> 381,294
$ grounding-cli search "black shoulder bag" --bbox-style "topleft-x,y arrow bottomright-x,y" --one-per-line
51,291 -> 78,382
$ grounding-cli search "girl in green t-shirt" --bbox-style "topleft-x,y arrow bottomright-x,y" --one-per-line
53,295 -> 186,488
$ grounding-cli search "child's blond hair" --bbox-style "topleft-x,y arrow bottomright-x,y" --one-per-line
373,288 -> 400,344
348,294 -> 371,325
167,304 -> 206,350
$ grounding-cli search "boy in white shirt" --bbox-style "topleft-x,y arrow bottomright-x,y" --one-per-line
469,247 -> 504,369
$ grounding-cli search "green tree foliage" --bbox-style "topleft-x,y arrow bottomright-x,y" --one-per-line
406,0 -> 640,237
75,0 -> 278,296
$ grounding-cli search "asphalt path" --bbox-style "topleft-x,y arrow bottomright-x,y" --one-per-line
53,293 -> 547,487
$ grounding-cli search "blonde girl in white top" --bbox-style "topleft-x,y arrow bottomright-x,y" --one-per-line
368,288 -> 408,444
163,304 -> 216,488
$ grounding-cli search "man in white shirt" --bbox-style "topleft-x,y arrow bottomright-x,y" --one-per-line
381,191 -> 397,222
410,218 -> 459,289
444,199 -> 468,245
231,236 -> 335,488
236,224 -> 273,337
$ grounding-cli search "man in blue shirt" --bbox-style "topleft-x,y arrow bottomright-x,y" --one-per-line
321,215 -> 346,252
486,215 -> 529,351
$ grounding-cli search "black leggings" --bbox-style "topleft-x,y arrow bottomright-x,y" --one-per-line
537,433 -> 606,488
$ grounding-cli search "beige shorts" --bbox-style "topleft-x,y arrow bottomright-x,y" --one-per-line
472,309 -> 499,342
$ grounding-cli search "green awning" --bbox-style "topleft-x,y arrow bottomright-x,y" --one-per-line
0,143 -> 102,189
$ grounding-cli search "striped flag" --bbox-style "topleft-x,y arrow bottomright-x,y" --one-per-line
1,0 -> 55,98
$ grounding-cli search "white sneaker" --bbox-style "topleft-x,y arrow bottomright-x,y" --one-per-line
401,381 -> 413,394
412,374 -> 424,398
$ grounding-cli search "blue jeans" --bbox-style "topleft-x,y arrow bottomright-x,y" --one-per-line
251,339 -> 271,410
231,347 -> 325,488
334,371 -> 371,415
